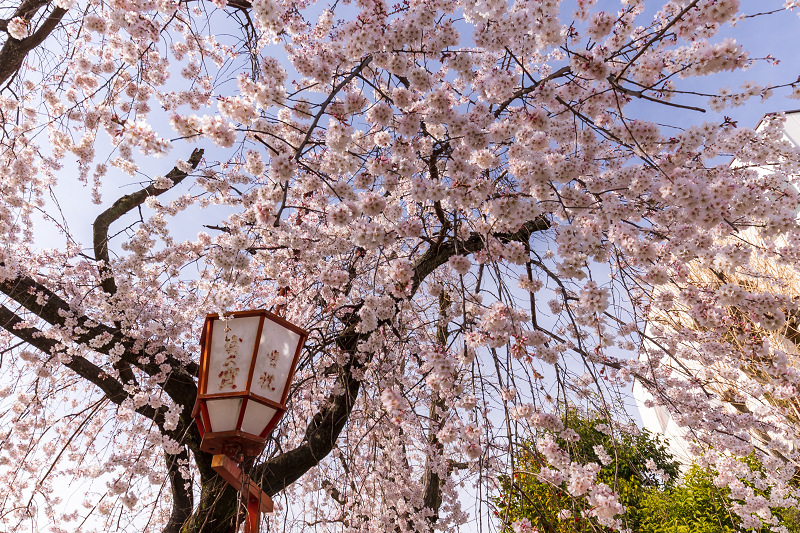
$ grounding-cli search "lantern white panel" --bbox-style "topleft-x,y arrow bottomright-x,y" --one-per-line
206,398 -> 243,432
240,401 -> 277,436
205,316 -> 262,394
251,319 -> 301,402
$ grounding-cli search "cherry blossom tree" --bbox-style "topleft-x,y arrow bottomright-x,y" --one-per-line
2,0 -> 800,531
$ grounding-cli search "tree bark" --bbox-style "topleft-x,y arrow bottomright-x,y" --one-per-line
179,476 -> 241,533
0,0 -> 66,85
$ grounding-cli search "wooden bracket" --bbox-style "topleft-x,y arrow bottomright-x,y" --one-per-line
211,454 -> 274,514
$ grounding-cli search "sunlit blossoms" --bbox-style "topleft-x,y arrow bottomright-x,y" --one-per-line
6,17 -> 28,40
2,0 -> 800,532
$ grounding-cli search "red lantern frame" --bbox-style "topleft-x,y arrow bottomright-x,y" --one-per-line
192,309 -> 308,459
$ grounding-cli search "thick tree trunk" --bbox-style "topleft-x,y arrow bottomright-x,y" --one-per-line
180,475 -> 241,533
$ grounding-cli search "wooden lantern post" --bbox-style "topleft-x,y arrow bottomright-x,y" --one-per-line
192,310 -> 308,533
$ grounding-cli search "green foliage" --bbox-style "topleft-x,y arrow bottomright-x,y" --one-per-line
638,461 -> 800,533
496,410 -> 679,532
776,508 -> 800,533
637,466 -> 737,533
496,411 -> 800,533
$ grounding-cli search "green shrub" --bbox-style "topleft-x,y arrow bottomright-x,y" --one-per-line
637,465 -> 737,533
496,410 -> 678,532
496,411 -> 800,533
